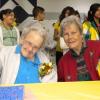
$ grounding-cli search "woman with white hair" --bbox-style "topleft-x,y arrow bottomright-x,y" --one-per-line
58,15 -> 100,82
0,24 -> 57,84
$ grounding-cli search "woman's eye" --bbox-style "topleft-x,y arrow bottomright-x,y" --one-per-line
71,32 -> 76,34
64,33 -> 68,36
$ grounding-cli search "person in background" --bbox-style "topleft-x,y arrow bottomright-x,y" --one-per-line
58,15 -> 100,82
21,6 -> 45,31
53,6 -> 75,65
0,9 -> 20,47
0,24 -> 57,84
33,6 -> 45,21
74,10 -> 80,19
83,3 -> 100,40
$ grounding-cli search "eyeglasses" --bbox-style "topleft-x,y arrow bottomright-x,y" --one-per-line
23,40 -> 40,51
63,32 -> 77,37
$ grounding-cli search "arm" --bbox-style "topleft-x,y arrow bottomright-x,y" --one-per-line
38,51 -> 57,82
94,40 -> 100,56
0,48 -> 4,83
53,29 -> 60,41
0,59 -> 2,83
14,26 -> 20,44
82,21 -> 91,40
57,59 -> 64,82
41,68 -> 57,82
53,22 -> 60,41
0,26 -> 3,48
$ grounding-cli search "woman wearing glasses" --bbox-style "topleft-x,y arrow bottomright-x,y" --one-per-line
0,24 -> 57,84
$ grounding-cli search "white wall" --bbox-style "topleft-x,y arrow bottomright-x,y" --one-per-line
37,0 -> 100,13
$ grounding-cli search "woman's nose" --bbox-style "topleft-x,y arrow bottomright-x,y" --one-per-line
28,46 -> 33,51
68,33 -> 72,39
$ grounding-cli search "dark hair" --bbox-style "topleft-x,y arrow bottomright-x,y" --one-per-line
88,3 -> 100,22
32,6 -> 45,18
59,6 -> 75,23
0,9 -> 14,21
74,10 -> 80,18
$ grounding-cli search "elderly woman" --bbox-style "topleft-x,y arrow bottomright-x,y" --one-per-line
0,24 -> 57,84
58,15 -> 100,82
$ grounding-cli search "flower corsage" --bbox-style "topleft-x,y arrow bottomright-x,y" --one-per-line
39,62 -> 53,77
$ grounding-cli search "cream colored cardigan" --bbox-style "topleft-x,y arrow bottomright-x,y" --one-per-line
0,46 -> 57,84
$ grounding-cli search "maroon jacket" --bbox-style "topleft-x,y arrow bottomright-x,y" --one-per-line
58,40 -> 100,82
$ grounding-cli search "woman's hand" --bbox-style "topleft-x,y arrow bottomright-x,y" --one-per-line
24,87 -> 37,100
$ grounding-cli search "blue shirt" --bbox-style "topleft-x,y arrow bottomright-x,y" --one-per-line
15,45 -> 41,84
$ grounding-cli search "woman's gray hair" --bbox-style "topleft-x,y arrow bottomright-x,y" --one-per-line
61,15 -> 82,35
21,23 -> 47,44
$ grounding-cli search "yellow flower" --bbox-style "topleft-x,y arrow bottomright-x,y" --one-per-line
39,62 -> 53,77
41,65 -> 45,69
48,62 -> 53,66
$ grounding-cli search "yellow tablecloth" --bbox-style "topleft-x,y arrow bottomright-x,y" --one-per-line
24,81 -> 100,100
0,81 -> 100,100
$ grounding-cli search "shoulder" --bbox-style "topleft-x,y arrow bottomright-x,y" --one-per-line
83,20 -> 90,25
59,50 -> 71,64
86,40 -> 100,47
13,26 -> 19,32
86,40 -> 100,52
54,21 -> 60,29
82,20 -> 91,28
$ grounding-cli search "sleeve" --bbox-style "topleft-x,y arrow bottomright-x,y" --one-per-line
53,22 -> 59,30
94,41 -> 100,56
40,68 -> 57,82
90,41 -> 100,78
0,58 -> 2,83
14,27 -> 20,44
88,40 -> 100,56
0,26 -> 3,48
38,51 -> 57,82
53,22 -> 60,41
0,48 -> 4,82
82,21 -> 91,40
